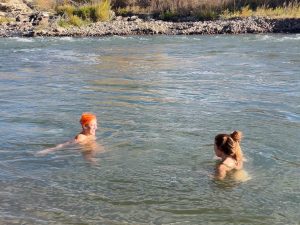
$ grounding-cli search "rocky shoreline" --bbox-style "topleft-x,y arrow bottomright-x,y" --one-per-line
1,14 -> 300,37
1,0 -> 300,37
1,9 -> 300,37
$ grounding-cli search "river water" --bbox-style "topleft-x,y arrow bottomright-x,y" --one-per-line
0,35 -> 299,225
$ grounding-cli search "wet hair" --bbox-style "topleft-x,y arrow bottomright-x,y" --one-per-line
80,112 -> 97,127
214,131 -> 243,162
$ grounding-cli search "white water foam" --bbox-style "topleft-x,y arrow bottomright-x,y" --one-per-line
9,37 -> 34,42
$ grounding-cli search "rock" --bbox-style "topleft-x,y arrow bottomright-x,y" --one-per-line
15,13 -> 29,22
0,0 -> 33,18
129,15 -> 138,21
1,13 -> 300,37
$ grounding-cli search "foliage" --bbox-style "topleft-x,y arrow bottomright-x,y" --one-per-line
58,19 -> 69,27
116,5 -> 146,16
109,0 -> 300,20
56,4 -> 75,16
254,2 -> 300,18
93,0 -> 111,21
189,3 -> 221,21
75,5 -> 92,20
160,10 -> 176,20
68,15 -> 84,26
56,0 -> 112,26
0,16 -> 13,24
221,2 -> 300,19
52,0 -> 300,22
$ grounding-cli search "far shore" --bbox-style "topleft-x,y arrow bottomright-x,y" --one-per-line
0,13 -> 300,37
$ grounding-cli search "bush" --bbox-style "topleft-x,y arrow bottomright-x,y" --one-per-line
74,5 -> 93,20
58,19 -> 69,27
69,15 -> 84,26
56,0 -> 111,23
56,0 -> 300,22
195,9 -> 218,21
94,0 -> 111,21
56,4 -> 76,17
221,2 -> 300,19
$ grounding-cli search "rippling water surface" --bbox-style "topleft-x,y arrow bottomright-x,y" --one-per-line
0,35 -> 299,225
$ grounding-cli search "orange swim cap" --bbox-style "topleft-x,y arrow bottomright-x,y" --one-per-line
80,113 -> 97,127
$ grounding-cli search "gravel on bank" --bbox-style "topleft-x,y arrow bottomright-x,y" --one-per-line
0,13 -> 300,37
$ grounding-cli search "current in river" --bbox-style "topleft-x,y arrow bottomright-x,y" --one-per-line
0,34 -> 299,224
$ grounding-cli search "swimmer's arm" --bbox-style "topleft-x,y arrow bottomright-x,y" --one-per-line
215,163 -> 233,180
216,164 -> 227,180
35,139 -> 75,156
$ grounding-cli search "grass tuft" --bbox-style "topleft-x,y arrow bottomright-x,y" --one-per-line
56,0 -> 112,26
221,2 -> 300,19
0,16 -> 14,24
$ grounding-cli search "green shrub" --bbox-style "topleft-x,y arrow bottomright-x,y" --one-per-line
58,19 -> 69,27
195,9 -> 218,21
56,4 -> 75,16
74,5 -> 93,20
94,0 -> 111,21
160,10 -> 176,20
69,15 -> 84,26
116,7 -> 131,16
56,0 -> 111,22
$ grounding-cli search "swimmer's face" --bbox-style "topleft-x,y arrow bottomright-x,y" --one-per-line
83,119 -> 98,135
214,144 -> 222,158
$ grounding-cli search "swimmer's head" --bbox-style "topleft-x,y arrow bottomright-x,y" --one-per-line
80,113 -> 98,135
214,131 -> 243,161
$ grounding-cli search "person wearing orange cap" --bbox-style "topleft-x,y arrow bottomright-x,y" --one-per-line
36,113 -> 103,163
76,112 -> 98,143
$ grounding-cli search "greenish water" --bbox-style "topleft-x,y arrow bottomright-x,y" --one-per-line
0,35 -> 299,225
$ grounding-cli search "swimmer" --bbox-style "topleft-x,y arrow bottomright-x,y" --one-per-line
214,131 -> 244,180
76,112 -> 98,143
36,112 -> 103,163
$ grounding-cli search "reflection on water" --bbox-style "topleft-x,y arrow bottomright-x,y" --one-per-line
79,140 -> 105,164
0,35 -> 300,224
231,169 -> 251,182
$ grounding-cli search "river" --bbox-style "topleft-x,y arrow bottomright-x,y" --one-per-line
0,35 -> 299,224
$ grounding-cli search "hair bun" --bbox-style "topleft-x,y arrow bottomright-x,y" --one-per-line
230,131 -> 242,142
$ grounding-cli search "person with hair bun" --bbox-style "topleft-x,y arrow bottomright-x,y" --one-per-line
36,113 -> 103,163
214,131 -> 244,180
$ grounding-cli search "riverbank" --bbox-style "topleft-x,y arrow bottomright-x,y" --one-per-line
1,14 -> 300,37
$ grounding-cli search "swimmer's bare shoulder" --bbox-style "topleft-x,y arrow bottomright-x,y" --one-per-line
75,133 -> 87,143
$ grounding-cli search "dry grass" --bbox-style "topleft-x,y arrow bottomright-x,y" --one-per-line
34,0 -> 56,11
56,0 -> 111,27
40,0 -> 300,21
94,0 -> 111,21
254,3 -> 300,18
68,15 -> 84,26
0,16 -> 14,24
221,2 -> 300,18
56,4 -> 75,16
110,0 -> 300,19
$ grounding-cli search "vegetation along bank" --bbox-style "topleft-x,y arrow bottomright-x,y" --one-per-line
0,0 -> 299,37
